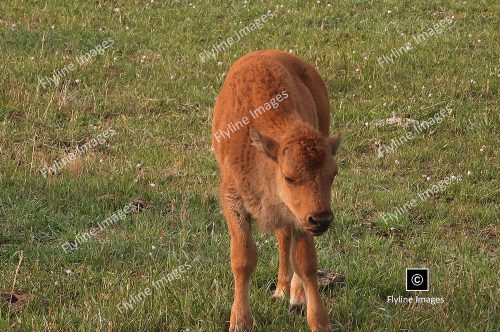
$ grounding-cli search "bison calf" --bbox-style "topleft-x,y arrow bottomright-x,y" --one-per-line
212,50 -> 341,332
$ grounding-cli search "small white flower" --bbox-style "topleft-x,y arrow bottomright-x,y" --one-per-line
369,84 -> 372,89
355,68 -> 360,72
327,3 -> 332,7
113,7 -> 120,12
217,61 -> 223,66
477,39 -> 481,42
383,102 -> 387,106
451,175 -> 457,180
99,159 -> 103,163
150,183 -> 156,187
113,57 -> 117,61
467,170 -> 472,176
51,25 -> 55,29
393,85 -> 397,89
75,79 -> 80,83
395,159 -> 400,164
426,176 -> 431,181
364,122 -> 368,126
387,10 -> 392,13
126,26 -> 129,30
151,245 -> 156,250
31,56 -> 35,60
480,145 -> 485,153
64,269 -> 74,276
428,93 -> 432,97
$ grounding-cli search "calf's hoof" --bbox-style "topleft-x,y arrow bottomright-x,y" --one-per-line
229,309 -> 254,332
271,288 -> 288,301
229,321 -> 253,332
310,325 -> 332,332
289,303 -> 306,316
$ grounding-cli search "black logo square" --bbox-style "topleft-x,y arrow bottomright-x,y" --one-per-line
406,268 -> 429,291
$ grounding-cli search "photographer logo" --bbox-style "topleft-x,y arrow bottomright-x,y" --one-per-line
406,268 -> 429,291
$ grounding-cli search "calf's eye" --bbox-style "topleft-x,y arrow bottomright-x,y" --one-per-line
284,176 -> 295,184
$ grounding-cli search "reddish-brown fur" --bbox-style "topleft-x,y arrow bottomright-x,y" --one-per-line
212,50 -> 341,332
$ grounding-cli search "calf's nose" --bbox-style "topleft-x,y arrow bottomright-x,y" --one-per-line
307,210 -> 334,227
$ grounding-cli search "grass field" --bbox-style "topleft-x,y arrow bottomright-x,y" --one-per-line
0,0 -> 498,331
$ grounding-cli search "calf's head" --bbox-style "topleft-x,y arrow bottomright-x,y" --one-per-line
250,127 -> 341,235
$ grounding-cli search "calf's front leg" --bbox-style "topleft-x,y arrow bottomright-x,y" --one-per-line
273,226 -> 293,300
221,187 -> 258,332
291,230 -> 331,332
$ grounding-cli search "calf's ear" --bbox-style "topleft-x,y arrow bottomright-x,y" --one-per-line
327,133 -> 341,155
250,128 -> 278,161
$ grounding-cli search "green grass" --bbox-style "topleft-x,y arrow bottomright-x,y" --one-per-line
0,0 -> 498,331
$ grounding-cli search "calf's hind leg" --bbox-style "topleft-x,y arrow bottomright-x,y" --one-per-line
221,185 -> 258,332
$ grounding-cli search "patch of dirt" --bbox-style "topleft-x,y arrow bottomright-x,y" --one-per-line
65,159 -> 85,176
0,291 -> 33,312
162,202 -> 175,214
376,227 -> 405,240
131,198 -> 153,212
480,225 -> 499,238
479,226 -> 499,254
162,166 -> 182,177
98,194 -> 118,201
318,270 -> 346,290
371,115 -> 420,127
